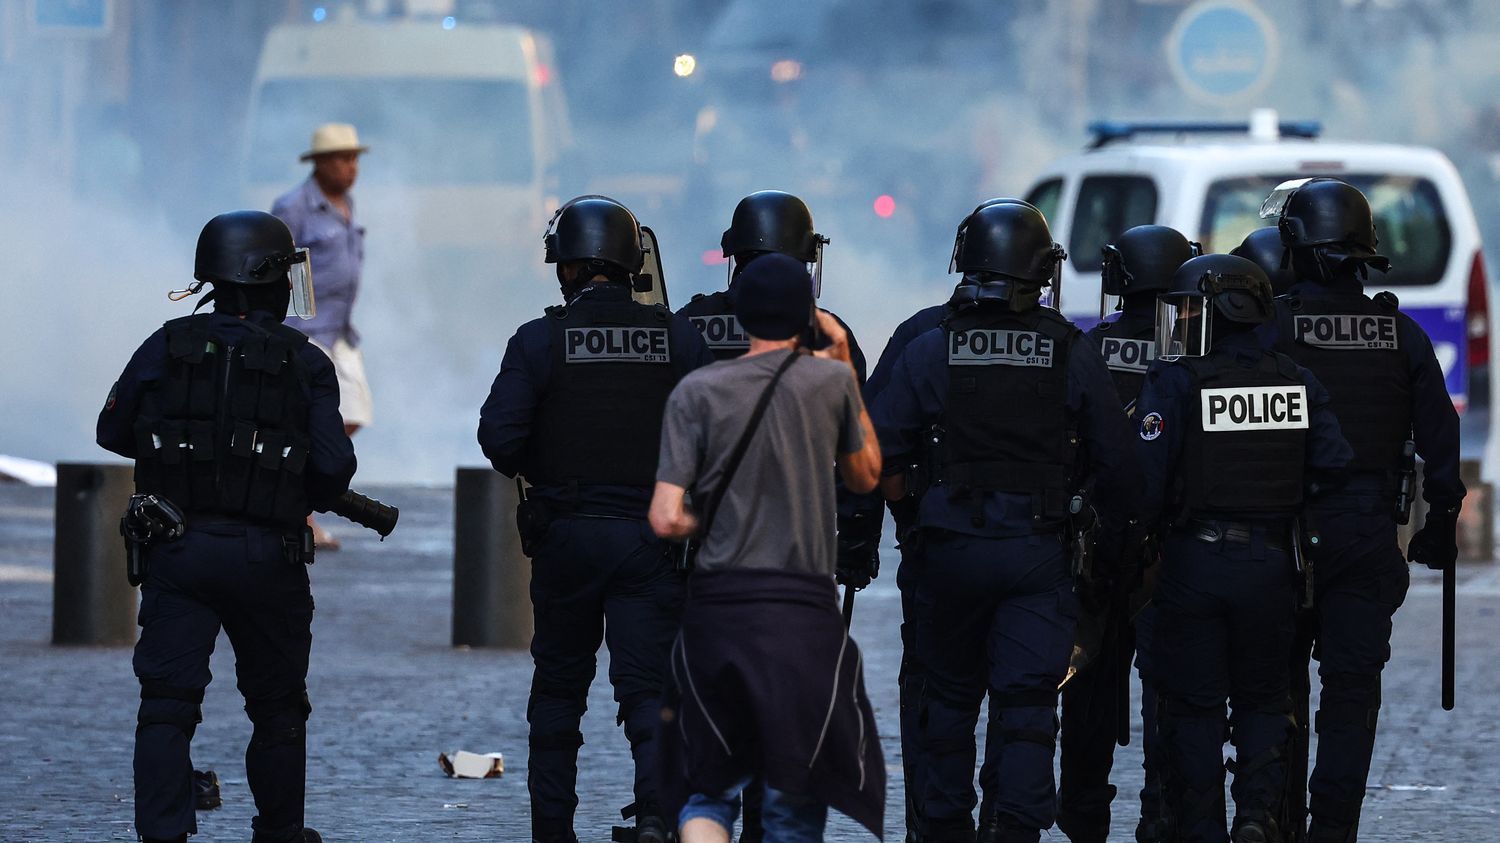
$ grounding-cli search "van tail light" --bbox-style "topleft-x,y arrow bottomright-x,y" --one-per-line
1468,249 -> 1490,370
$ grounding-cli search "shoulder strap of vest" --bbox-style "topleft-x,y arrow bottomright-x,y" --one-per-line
545,304 -> 569,320
1268,350 -> 1301,381
164,314 -> 214,363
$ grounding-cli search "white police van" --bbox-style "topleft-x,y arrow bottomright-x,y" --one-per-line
1025,114 -> 1491,426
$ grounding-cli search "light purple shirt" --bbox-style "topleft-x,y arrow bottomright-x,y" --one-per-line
271,177 -> 365,347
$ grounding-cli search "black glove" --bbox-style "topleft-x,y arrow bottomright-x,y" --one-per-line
1407,504 -> 1460,571
836,511 -> 882,590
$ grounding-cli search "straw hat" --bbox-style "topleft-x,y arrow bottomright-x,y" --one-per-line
299,123 -> 370,162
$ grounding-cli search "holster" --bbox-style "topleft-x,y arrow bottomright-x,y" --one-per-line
283,525 -> 315,566
515,496 -> 553,558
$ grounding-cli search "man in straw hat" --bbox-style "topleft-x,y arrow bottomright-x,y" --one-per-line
272,123 -> 372,549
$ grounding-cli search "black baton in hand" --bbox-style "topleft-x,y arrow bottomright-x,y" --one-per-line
842,584 -> 856,629
1443,557 -> 1455,710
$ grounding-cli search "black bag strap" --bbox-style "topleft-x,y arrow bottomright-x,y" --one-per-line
696,350 -> 801,543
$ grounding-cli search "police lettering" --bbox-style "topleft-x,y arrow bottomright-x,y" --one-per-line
1200,385 -> 1310,432
949,329 -> 1054,367
689,314 -> 750,349
564,327 -> 671,363
1101,337 -> 1153,373
1293,314 -> 1398,350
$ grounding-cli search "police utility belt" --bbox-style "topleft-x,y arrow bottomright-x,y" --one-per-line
120,493 -> 316,586
1179,518 -> 1290,552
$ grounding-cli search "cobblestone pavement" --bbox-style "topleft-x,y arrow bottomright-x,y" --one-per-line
2,482 -> 1498,841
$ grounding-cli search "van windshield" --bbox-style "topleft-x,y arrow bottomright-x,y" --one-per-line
1200,175 -> 1452,287
247,78 -> 534,186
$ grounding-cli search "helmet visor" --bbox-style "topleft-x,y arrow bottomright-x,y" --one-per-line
1259,178 -> 1315,220
632,226 -> 669,308
728,247 -> 824,299
1155,295 -> 1209,360
288,248 -> 315,320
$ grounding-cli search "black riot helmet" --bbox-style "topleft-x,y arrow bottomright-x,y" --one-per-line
1099,224 -> 1198,316
544,195 -> 645,277
720,190 -> 828,293
947,200 -> 1066,313
1273,177 -> 1378,253
186,211 -> 312,319
1231,227 -> 1299,296
1155,253 -> 1273,360
721,190 -> 823,261
1262,177 -> 1390,285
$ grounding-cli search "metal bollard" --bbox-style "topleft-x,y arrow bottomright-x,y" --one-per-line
452,467 -> 533,649
52,462 -> 137,646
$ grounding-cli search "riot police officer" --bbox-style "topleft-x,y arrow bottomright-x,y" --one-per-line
1260,178 -> 1464,842
1134,254 -> 1351,843
872,201 -> 1143,843
1231,227 -> 1299,297
477,196 -> 713,843
97,210 -> 356,843
865,197 -> 1044,842
1060,225 -> 1196,843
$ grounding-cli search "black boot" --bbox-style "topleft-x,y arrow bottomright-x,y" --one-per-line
921,815 -> 976,843
611,801 -> 668,843
192,768 -> 221,810
1134,815 -> 1171,843
976,813 -> 1039,843
250,828 -> 322,843
1231,813 -> 1279,843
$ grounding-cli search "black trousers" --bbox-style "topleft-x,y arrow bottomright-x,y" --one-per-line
526,517 -> 684,837
132,522 -> 313,841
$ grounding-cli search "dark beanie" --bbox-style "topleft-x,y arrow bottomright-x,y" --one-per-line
731,252 -> 813,341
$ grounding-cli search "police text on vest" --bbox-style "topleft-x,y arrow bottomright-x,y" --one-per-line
1293,314 -> 1398,350
689,314 -> 750,349
564,327 -> 671,363
1101,337 -> 1153,373
1200,386 -> 1309,431
949,330 -> 1054,367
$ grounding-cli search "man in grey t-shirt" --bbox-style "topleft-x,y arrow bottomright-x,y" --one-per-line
648,253 -> 884,841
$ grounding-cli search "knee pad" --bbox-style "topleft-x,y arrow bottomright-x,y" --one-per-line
991,689 -> 1060,751
528,675 -> 591,718
137,681 -> 205,738
1316,672 -> 1380,733
616,692 -> 658,746
530,730 -> 585,753
245,690 -> 311,750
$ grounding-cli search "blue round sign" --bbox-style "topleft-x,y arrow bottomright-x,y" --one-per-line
1167,0 -> 1279,103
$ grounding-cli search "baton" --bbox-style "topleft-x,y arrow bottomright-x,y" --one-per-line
1443,558 -> 1455,710
842,584 -> 856,629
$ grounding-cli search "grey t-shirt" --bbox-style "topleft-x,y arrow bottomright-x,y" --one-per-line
657,349 -> 866,576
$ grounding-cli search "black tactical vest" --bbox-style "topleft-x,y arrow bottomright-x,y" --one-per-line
1175,351 -> 1308,521
1274,290 -> 1412,482
524,298 -> 680,488
939,306 -> 1078,520
1092,311 -> 1156,407
132,314 -> 312,526
680,290 -> 750,360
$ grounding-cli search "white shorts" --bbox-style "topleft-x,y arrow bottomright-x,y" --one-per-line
310,336 -> 373,428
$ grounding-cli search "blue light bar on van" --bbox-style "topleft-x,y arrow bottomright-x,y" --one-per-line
1086,120 -> 1322,149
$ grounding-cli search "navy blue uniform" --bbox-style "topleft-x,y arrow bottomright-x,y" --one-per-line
1056,309 -> 1163,843
1134,331 -> 1350,842
1260,281 -> 1464,837
478,282 -> 713,837
97,311 -> 355,842
873,310 -> 1142,837
866,301 -> 946,839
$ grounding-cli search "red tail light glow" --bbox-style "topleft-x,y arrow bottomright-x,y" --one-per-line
1468,249 -> 1489,369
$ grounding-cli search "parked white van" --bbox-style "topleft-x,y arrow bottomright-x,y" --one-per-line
1025,116 -> 1490,422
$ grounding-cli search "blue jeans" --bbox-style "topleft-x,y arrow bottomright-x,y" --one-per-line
679,776 -> 827,841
